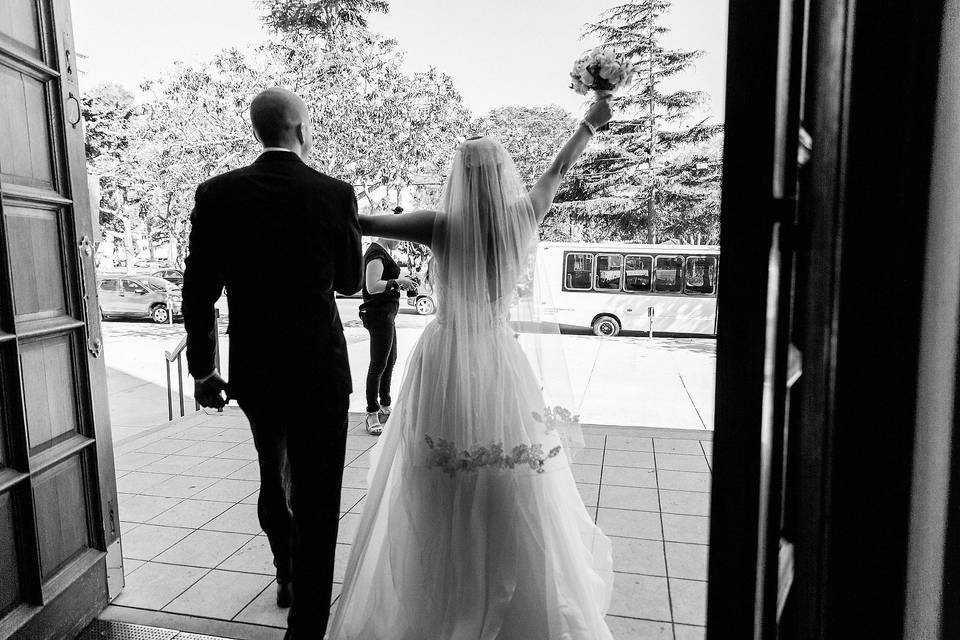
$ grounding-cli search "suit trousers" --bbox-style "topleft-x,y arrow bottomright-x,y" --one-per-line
239,392 -> 349,636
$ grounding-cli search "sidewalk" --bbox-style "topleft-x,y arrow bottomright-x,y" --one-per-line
106,408 -> 711,640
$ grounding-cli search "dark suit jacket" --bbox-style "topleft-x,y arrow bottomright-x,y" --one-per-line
182,150 -> 362,401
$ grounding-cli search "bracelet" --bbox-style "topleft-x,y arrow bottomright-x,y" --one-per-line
580,119 -> 597,136
386,279 -> 398,292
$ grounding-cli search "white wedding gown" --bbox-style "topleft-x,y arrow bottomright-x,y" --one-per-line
327,138 -> 614,640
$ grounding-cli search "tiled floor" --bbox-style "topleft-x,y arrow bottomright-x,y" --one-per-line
109,408 -> 712,639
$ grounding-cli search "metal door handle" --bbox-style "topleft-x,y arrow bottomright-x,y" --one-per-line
77,236 -> 103,357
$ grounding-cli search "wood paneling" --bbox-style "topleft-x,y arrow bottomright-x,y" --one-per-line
0,491 -> 22,616
0,65 -> 54,189
20,335 -> 78,452
0,0 -> 41,59
32,455 -> 89,580
5,204 -> 66,322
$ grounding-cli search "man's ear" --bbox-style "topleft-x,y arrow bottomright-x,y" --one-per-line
252,126 -> 262,145
296,123 -> 306,145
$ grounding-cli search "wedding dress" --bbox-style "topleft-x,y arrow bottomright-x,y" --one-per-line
327,138 -> 614,640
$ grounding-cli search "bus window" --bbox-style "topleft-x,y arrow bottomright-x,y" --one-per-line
684,256 -> 718,295
565,253 -> 594,290
624,255 -> 652,292
595,254 -> 623,290
653,256 -> 684,293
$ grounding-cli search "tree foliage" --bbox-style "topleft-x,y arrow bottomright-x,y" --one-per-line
259,0 -> 389,39
562,0 -> 723,243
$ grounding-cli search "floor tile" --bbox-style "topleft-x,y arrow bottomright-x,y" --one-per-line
193,478 -> 259,502
674,624 -> 707,640
123,558 -> 145,576
605,616 -> 672,640
219,535 -> 275,575
609,536 -> 666,576
203,503 -> 262,535
118,494 -> 182,523
207,430 -> 251,443
148,499 -> 233,528
154,529 -> 255,568
698,440 -> 712,455
334,543 -> 351,583
346,450 -> 371,468
655,453 -> 711,472
234,583 -> 287,628
215,442 -> 258,460
572,464 -> 602,484
121,524 -> 193,560
662,514 -> 710,544
596,508 -> 662,540
228,461 -> 261,481
134,439 -> 195,455
583,433 -> 606,450
117,472 -> 173,494
241,488 -> 261,505
115,452 -> 166,471
602,466 -> 658,488
605,436 -> 653,452
346,435 -> 375,451
183,457 -> 250,479
140,474 -> 218,499
607,573 -> 671,621
164,569 -> 272,619
339,488 -> 366,513
112,561 -> 208,610
653,438 -> 704,455
603,450 -> 655,468
573,448 -> 604,465
659,489 -> 711,516
670,578 -> 707,625
578,483 -> 600,508
174,426 -> 226,441
140,455 -> 209,475
599,485 -> 660,511
337,513 -> 361,544
184,441 -> 237,457
340,467 -> 369,489
657,470 -> 711,493
665,542 -> 709,580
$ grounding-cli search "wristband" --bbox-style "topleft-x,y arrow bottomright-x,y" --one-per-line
580,119 -> 597,136
386,279 -> 399,292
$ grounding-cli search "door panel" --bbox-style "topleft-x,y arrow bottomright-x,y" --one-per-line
0,0 -> 119,635
6,202 -> 68,321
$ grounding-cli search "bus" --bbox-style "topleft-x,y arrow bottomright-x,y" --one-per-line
535,242 -> 720,337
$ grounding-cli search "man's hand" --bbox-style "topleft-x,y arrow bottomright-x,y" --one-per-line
195,372 -> 229,410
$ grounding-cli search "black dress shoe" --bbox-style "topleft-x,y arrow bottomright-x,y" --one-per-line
277,579 -> 293,608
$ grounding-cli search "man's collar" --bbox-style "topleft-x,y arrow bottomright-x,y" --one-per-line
260,147 -> 297,154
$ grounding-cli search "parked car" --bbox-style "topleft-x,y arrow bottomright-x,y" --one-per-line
97,275 -> 182,323
151,268 -> 184,287
405,274 -> 437,315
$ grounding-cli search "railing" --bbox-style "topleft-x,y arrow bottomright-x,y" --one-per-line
165,309 -> 221,421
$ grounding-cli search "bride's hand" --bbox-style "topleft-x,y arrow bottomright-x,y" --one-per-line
584,97 -> 612,130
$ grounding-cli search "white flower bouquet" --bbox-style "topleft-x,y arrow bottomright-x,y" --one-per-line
570,47 -> 635,97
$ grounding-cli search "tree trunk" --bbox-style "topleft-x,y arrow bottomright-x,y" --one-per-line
146,216 -> 156,261
122,207 -> 136,273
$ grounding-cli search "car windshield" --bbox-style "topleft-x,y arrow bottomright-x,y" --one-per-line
140,276 -> 174,292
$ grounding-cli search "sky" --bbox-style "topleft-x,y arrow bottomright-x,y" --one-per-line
71,0 -> 728,122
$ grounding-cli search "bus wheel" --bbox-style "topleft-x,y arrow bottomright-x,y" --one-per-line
592,315 -> 621,337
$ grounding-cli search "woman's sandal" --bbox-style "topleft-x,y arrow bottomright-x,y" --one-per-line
365,413 -> 383,436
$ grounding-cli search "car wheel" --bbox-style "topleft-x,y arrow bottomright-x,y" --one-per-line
592,315 -> 621,337
151,305 -> 169,324
416,296 -> 436,315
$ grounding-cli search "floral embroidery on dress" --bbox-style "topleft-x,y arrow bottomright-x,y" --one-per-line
423,407 -> 578,476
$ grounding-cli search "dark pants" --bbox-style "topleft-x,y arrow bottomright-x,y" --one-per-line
239,393 -> 349,638
361,309 -> 398,413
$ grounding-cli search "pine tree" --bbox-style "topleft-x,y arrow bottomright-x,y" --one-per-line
561,0 -> 723,243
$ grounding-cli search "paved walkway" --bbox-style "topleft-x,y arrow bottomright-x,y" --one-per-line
105,408 -> 711,640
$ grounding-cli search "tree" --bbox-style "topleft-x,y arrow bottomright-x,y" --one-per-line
259,0 -> 389,39
473,106 -> 578,188
570,0 -> 723,243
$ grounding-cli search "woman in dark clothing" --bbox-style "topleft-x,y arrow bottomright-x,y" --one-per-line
360,238 -> 414,435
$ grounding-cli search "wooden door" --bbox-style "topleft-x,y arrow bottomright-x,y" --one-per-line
0,0 -> 119,637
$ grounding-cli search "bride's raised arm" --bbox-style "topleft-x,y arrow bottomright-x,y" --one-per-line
359,210 -> 436,246
529,98 -> 612,223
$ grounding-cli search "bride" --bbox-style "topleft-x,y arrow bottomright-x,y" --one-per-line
327,97 -> 615,640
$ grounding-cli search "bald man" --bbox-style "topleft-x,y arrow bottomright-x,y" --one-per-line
182,87 -> 362,639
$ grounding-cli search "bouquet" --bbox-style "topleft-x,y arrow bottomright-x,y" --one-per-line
570,47 -> 635,97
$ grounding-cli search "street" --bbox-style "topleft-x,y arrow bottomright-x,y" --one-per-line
103,296 -> 716,443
